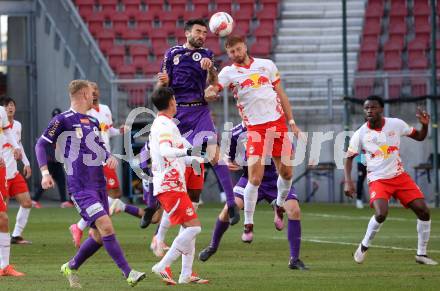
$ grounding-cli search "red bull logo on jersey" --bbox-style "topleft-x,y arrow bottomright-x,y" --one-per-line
240,74 -> 271,89
371,145 -> 399,159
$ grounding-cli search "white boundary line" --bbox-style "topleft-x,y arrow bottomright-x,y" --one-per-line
305,213 -> 439,223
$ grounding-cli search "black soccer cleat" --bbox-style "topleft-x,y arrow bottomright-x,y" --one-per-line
288,258 -> 309,270
228,205 -> 240,226
198,246 -> 217,262
11,236 -> 32,245
140,207 -> 158,229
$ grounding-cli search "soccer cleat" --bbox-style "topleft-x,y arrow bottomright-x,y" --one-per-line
356,199 -> 364,209
415,255 -> 438,265
60,262 -> 81,288
288,258 -> 309,270
0,265 -> 25,276
31,200 -> 42,209
127,269 -> 146,287
60,201 -> 74,208
198,246 -> 217,262
69,224 -> 83,249
109,199 -> 125,216
273,204 -> 285,231
150,236 -> 169,257
140,207 -> 157,229
228,205 -> 240,225
241,224 -> 254,243
11,236 -> 32,245
151,263 -> 176,285
353,243 -> 368,264
179,272 -> 209,284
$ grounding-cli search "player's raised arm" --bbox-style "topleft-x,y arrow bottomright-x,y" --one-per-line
408,108 -> 430,141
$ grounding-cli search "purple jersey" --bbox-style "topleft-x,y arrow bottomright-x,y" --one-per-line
229,123 -> 279,185
40,109 -> 109,193
162,45 -> 214,103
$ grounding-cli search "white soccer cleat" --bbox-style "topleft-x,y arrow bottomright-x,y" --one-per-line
356,199 -> 364,209
109,199 -> 124,215
151,264 -> 176,285
354,243 -> 368,264
415,255 -> 438,265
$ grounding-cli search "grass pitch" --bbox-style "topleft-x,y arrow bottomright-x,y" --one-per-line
1,203 -> 439,290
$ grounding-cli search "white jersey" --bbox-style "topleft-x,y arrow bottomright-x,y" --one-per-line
87,104 -> 117,152
3,120 -> 30,179
149,114 -> 187,196
218,57 -> 284,126
347,117 -> 415,183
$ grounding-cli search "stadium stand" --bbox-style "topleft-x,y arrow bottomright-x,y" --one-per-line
72,0 -> 280,78
356,0 -> 435,99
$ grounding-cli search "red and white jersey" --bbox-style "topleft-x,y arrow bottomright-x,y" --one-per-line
87,104 -> 117,152
149,114 -> 187,196
0,106 -> 10,152
3,120 -> 30,179
347,117 -> 416,183
217,57 -> 283,126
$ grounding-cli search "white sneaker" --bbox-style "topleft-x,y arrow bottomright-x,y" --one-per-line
109,199 -> 125,215
415,255 -> 438,265
356,199 -> 364,209
354,244 -> 368,263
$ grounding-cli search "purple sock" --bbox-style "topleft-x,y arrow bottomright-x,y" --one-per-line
69,237 -> 102,270
210,218 -> 230,250
213,164 -> 235,208
102,234 -> 132,277
287,219 -> 301,260
124,205 -> 140,217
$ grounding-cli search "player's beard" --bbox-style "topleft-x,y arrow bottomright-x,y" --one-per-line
189,36 -> 204,48
233,54 -> 247,65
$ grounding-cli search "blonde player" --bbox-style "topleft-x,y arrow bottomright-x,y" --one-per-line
1,97 -> 33,245
0,103 -> 24,276
205,35 -> 301,242
149,86 -> 208,285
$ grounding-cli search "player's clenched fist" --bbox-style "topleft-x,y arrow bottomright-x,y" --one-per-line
106,155 -> 118,169
157,72 -> 169,86
200,58 -> 213,70
42,174 -> 55,189
344,180 -> 356,198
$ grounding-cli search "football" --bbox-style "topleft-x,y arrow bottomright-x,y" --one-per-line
209,12 -> 234,37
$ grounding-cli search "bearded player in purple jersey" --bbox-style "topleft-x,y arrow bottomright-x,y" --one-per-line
198,123 -> 308,270
156,19 -> 239,224
35,80 -> 145,288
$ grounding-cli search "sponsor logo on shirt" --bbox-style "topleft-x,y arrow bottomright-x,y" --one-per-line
173,54 -> 181,65
370,145 -> 399,159
192,52 -> 202,62
186,207 -> 194,217
239,73 -> 271,89
48,120 -> 60,137
75,128 -> 83,138
371,191 -> 376,198
80,118 -> 90,124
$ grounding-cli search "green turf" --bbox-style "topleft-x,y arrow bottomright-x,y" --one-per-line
1,203 -> 439,290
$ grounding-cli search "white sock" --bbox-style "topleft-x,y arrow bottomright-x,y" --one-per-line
107,197 -> 115,206
155,226 -> 201,271
417,219 -> 431,256
192,202 -> 199,212
12,207 -> 31,237
361,215 -> 382,247
180,237 -> 196,280
156,211 -> 171,243
276,176 -> 293,207
77,218 -> 88,231
0,232 -> 10,268
243,182 -> 259,225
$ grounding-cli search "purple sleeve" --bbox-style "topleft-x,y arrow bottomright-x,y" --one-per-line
41,115 -> 65,144
35,137 -> 50,167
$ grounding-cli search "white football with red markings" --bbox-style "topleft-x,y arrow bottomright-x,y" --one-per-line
209,12 -> 234,37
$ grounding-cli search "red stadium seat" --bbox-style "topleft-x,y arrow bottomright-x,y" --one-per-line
383,51 -> 402,71
88,13 -> 105,35
162,14 -> 179,34
78,5 -> 94,20
387,77 -> 403,99
143,60 -> 162,75
414,16 -> 430,35
233,0 -> 254,19
118,64 -> 136,78
108,46 -> 125,66
215,0 -> 233,14
389,0 -> 407,17
414,1 -> 431,16
147,0 -> 164,14
383,35 -> 404,52
408,36 -> 429,52
354,77 -> 374,99
408,51 -> 428,70
125,0 -> 141,14
388,16 -> 407,35
99,0 -> 118,14
151,38 -> 169,58
234,18 -> 251,35
411,77 -> 428,96
365,1 -> 384,18
204,37 -> 223,56
360,35 -> 379,52
363,17 -> 381,36
112,13 -> 129,34
358,51 -> 377,71
169,0 -> 187,16
250,41 -> 272,57
97,30 -> 115,54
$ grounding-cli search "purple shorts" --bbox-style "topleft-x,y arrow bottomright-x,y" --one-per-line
71,189 -> 109,228
175,104 -> 217,146
233,176 -> 298,203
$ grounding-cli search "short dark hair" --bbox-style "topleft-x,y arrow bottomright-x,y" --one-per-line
151,87 -> 175,111
0,97 -> 16,106
184,18 -> 208,32
225,35 -> 246,48
365,95 -> 384,108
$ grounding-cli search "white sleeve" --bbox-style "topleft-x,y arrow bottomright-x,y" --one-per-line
159,142 -> 188,158
396,118 -> 415,136
347,129 -> 361,157
217,67 -> 231,91
267,60 -> 281,84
